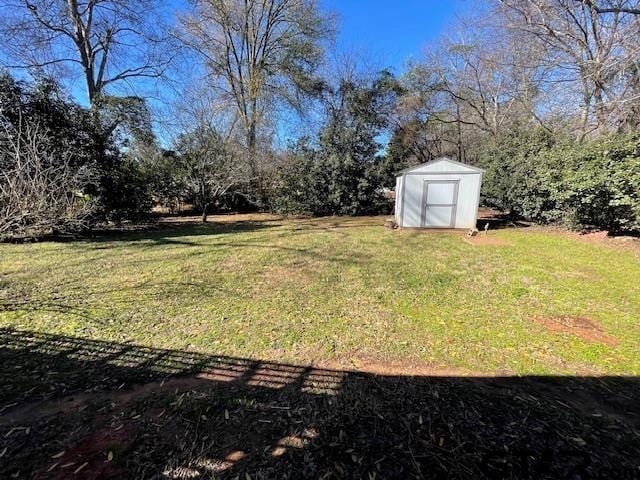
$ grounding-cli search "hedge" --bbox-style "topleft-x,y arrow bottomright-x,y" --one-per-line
479,131 -> 640,232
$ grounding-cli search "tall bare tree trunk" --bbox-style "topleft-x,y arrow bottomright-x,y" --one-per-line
578,76 -> 592,143
455,103 -> 463,162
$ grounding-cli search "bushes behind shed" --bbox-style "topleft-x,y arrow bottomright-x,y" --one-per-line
479,130 -> 640,233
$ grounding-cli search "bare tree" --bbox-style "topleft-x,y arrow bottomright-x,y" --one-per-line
0,0 -> 172,104
178,0 -> 332,176
401,22 -> 543,162
176,119 -> 248,222
0,117 -> 96,240
583,0 -> 640,15
407,1 -> 640,147
498,0 -> 640,139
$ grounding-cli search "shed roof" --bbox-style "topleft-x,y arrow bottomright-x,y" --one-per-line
396,157 -> 484,176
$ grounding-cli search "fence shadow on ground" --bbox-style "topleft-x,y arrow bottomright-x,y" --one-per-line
0,328 -> 638,479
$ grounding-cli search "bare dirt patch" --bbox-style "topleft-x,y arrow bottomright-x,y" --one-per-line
46,422 -> 135,480
158,213 -> 285,226
534,316 -> 619,347
322,357 -> 481,377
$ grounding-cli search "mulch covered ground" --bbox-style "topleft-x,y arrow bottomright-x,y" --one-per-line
1,328 -> 639,479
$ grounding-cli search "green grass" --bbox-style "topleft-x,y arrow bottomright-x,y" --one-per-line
1,214 -> 639,375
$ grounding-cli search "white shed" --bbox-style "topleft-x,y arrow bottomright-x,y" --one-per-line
394,157 -> 484,229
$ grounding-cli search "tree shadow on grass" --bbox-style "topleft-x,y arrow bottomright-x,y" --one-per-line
88,218 -> 283,245
81,215 -> 386,247
0,278 -> 243,323
78,218 -> 374,269
0,328 -> 638,479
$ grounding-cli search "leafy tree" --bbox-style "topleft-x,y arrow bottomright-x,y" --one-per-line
544,134 -> 640,231
98,158 -> 153,222
273,138 -> 323,214
381,119 -> 445,189
478,128 -> 640,232
134,146 -> 187,214
0,74 -> 96,166
477,127 -> 558,217
276,71 -> 400,215
97,96 -> 155,149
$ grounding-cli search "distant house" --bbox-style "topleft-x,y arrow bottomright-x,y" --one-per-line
394,157 -> 484,229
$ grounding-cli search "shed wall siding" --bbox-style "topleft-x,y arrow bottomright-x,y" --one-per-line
400,173 -> 481,229
394,176 -> 402,221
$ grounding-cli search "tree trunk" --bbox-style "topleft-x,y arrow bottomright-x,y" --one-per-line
455,103 -> 463,163
247,122 -> 256,153
577,76 -> 592,143
593,84 -> 607,131
247,103 -> 258,178
200,178 -> 208,222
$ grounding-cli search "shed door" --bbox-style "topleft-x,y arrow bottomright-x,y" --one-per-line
422,180 -> 459,228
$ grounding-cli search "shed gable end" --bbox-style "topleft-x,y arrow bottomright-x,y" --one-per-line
397,157 -> 484,176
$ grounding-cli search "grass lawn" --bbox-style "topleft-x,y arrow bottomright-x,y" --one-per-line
1,214 -> 638,375
2,215 -> 640,479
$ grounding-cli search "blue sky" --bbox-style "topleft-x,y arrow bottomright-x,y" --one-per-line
321,0 -> 468,73
275,0 -> 469,147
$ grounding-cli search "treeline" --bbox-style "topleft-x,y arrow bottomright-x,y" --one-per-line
385,0 -> 640,232
137,70 -> 403,219
1,0 -> 640,239
0,68 -> 401,239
